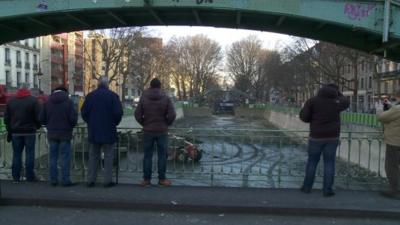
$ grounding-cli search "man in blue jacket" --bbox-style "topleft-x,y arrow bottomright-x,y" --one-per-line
81,76 -> 123,188
40,86 -> 78,187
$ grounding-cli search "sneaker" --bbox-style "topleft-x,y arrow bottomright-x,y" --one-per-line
300,187 -> 311,193
323,191 -> 336,197
158,179 -> 172,187
103,182 -> 116,188
26,177 -> 39,182
380,191 -> 400,200
140,180 -> 151,187
13,178 -> 21,183
62,182 -> 76,187
86,182 -> 95,188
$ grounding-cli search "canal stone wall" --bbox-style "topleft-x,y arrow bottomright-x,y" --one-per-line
183,107 -> 212,117
235,107 -> 386,177
234,107 -> 265,119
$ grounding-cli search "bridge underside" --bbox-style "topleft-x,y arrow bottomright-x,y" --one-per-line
0,7 -> 399,61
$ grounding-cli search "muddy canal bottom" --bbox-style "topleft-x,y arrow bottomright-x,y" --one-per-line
116,116 -> 385,190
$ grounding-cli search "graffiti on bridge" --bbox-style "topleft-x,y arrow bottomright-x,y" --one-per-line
173,0 -> 214,4
344,2 -> 377,21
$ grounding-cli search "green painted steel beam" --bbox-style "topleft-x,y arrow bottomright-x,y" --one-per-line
0,0 -> 399,61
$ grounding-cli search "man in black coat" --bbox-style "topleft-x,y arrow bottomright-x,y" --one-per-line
4,86 -> 41,182
40,86 -> 78,186
299,84 -> 350,197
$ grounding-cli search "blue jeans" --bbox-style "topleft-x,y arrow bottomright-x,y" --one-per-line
143,133 -> 168,180
302,139 -> 339,193
49,139 -> 72,184
11,135 -> 36,181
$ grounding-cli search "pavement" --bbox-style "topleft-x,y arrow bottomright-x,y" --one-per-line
0,180 -> 399,220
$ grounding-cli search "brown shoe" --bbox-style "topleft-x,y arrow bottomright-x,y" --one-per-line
140,180 -> 151,187
158,179 -> 172,187
380,191 -> 400,200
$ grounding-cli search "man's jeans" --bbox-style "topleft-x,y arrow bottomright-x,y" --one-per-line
11,135 -> 36,181
385,144 -> 400,192
87,143 -> 115,184
302,139 -> 339,193
143,133 -> 168,181
49,139 -> 72,184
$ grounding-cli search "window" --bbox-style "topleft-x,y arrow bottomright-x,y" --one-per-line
17,72 -> 21,87
4,48 -> 11,65
368,76 -> 372,89
16,51 -> 21,67
25,72 -> 30,85
5,71 -> 11,86
361,61 -> 365,72
360,78 -> 364,89
33,55 -> 38,70
25,52 -> 30,69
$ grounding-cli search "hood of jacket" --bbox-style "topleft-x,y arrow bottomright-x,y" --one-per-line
317,86 -> 338,99
16,88 -> 32,98
49,90 -> 69,104
143,88 -> 165,101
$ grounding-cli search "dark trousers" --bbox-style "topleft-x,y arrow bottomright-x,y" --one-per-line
302,139 -> 339,193
11,135 -> 36,181
49,139 -> 72,184
87,143 -> 115,184
143,133 -> 168,180
385,144 -> 400,193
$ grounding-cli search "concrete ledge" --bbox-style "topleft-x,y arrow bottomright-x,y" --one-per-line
0,181 -> 399,219
1,197 -> 400,219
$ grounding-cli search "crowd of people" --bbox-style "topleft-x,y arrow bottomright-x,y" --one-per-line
4,77 -> 176,188
2,79 -> 399,199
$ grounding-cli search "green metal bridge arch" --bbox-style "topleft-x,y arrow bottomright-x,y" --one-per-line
0,0 -> 399,61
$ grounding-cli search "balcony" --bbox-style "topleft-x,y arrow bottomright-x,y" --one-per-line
25,63 -> 30,69
16,62 -> 22,68
51,42 -> 64,50
75,39 -> 83,46
4,59 -> 11,66
51,55 -> 64,64
33,64 -> 38,70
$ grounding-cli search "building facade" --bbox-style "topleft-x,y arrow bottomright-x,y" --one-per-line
0,38 -> 41,92
40,32 -> 84,95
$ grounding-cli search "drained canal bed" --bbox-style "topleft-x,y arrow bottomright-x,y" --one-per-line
0,116 -> 387,190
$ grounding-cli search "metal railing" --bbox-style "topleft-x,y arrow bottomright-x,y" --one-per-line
251,104 -> 382,128
0,127 -> 386,190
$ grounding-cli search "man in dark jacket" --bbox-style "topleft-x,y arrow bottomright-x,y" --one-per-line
40,86 -> 78,186
4,85 -> 41,182
299,84 -> 349,197
81,76 -> 123,188
135,78 -> 176,187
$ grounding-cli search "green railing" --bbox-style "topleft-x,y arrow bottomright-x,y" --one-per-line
250,104 -> 381,128
0,127 -> 386,190
0,118 -> 5,132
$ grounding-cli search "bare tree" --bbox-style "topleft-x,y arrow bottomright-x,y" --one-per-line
226,36 -> 264,99
284,39 -> 376,112
165,35 -> 222,100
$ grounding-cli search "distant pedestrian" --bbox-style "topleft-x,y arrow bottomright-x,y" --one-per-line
4,85 -> 41,182
299,84 -> 350,197
81,76 -> 123,188
37,89 -> 48,105
40,86 -> 78,187
135,78 -> 176,187
377,89 -> 400,200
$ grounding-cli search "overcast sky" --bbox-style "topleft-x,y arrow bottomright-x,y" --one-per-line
148,26 -> 295,51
